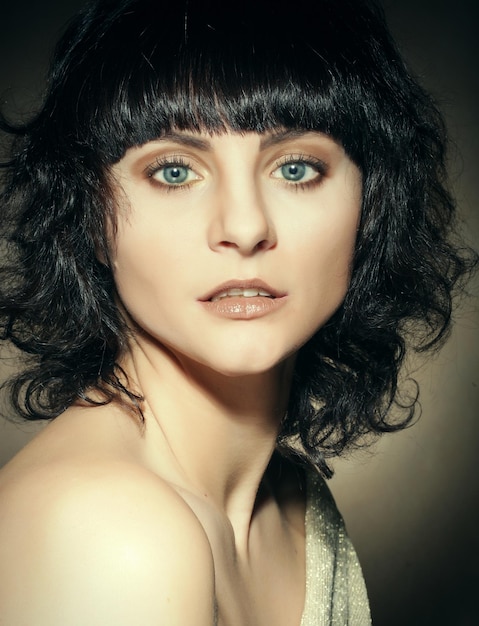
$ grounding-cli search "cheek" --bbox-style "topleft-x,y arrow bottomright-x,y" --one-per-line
321,218 -> 357,273
111,222 -> 172,313
297,204 -> 360,315
298,203 -> 359,273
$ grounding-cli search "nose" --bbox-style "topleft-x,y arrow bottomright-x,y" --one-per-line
208,178 -> 277,255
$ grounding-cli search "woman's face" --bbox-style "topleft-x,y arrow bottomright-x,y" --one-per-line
110,130 -> 361,376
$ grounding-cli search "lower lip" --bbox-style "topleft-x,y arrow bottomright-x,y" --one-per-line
200,296 -> 287,320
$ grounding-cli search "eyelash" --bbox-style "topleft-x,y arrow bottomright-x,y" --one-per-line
144,153 -> 328,192
145,156 -> 198,192
272,155 -> 328,191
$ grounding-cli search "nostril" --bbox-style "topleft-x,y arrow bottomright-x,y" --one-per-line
218,240 -> 240,249
208,202 -> 277,254
254,239 -> 276,253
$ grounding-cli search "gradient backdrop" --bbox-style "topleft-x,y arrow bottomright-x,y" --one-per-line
1,1 -> 478,624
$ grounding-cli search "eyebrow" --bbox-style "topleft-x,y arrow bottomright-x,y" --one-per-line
155,131 -> 213,151
259,129 -> 319,149
155,129 -> 323,152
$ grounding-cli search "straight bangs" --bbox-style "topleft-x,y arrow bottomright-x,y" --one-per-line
42,0 -> 401,167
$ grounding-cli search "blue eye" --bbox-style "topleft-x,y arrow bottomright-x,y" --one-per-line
161,165 -> 190,184
272,157 -> 325,187
147,159 -> 200,188
281,162 -> 307,181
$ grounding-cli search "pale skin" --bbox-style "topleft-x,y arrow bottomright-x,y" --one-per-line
0,130 -> 362,625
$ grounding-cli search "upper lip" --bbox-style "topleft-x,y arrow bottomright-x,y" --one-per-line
199,279 -> 286,302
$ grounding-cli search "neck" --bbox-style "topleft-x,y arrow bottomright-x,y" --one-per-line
122,335 -> 295,544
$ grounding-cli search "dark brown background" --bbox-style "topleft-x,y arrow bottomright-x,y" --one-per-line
1,1 -> 478,624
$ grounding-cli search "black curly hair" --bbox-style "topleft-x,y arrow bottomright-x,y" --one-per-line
0,0 -> 476,475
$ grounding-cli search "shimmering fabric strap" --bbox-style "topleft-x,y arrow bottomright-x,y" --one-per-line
300,471 -> 371,626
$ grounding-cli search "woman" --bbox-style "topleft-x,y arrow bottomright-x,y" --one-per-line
0,0 -> 475,623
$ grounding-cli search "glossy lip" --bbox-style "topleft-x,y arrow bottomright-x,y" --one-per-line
199,279 -> 288,320
199,279 -> 287,303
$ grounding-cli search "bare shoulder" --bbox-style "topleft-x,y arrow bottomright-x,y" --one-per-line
0,455 -> 216,625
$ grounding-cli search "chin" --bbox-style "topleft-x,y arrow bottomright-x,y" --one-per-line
193,345 -> 298,380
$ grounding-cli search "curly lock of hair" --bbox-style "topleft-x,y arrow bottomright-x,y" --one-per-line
0,0 -> 477,476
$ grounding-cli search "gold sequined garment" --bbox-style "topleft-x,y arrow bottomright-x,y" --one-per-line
300,471 -> 371,625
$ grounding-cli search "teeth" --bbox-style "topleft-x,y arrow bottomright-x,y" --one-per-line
211,288 -> 273,302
